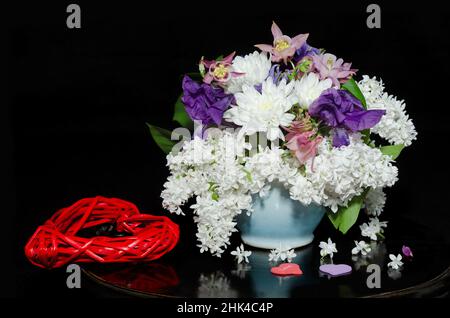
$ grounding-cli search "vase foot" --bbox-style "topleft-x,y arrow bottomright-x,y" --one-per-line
240,234 -> 314,250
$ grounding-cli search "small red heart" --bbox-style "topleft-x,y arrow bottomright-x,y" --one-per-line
270,263 -> 303,276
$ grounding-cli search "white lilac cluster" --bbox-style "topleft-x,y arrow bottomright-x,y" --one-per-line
161,132 -> 253,256
162,132 -> 397,256
304,136 -> 398,212
364,187 -> 387,216
359,75 -> 417,147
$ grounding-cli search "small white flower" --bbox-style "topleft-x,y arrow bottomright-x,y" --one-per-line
351,240 -> 372,256
387,254 -> 403,270
231,244 -> 252,264
319,238 -> 337,258
268,244 -> 296,263
360,217 -> 388,241
268,249 -> 279,262
371,217 -> 387,235
280,249 -> 297,263
360,223 -> 378,241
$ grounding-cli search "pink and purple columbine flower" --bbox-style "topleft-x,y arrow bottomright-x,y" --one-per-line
255,22 -> 309,64
181,75 -> 234,126
309,89 -> 385,147
285,117 -> 323,165
200,52 -> 244,85
312,53 -> 357,87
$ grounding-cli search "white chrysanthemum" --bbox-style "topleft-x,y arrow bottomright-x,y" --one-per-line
223,78 -> 296,141
293,73 -> 332,108
364,187 -> 386,216
359,76 -> 417,146
226,51 -> 272,94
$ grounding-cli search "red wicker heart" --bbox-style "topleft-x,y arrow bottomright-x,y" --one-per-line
25,196 -> 179,269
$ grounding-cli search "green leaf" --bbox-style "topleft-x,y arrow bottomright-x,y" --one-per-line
342,78 -> 367,109
327,194 -> 365,234
173,95 -> 193,129
361,129 -> 372,146
379,144 -> 404,160
146,123 -> 176,154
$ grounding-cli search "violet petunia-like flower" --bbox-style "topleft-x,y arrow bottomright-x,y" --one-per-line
255,22 -> 309,64
200,52 -> 244,84
309,88 -> 385,147
312,53 -> 357,87
181,75 -> 234,126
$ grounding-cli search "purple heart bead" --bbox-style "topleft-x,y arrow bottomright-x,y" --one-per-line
319,264 -> 352,277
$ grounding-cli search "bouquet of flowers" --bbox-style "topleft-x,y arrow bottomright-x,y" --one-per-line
149,22 -> 417,257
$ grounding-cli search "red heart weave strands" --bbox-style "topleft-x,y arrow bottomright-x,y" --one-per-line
25,196 -> 179,269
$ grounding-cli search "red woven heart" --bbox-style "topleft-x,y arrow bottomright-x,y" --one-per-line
25,196 -> 179,269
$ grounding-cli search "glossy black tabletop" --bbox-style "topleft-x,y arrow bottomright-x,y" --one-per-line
83,217 -> 450,298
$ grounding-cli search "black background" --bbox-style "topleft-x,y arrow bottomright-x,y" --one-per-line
4,1 -> 450,298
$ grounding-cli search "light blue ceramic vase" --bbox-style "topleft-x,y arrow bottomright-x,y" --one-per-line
237,182 -> 326,249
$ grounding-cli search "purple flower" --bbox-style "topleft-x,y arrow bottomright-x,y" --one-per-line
312,53 -> 357,87
402,245 -> 413,258
268,64 -> 290,84
309,89 -> 385,147
293,43 -> 320,63
181,76 -> 234,126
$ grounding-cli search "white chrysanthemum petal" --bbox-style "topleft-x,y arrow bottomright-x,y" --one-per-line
293,73 -> 332,108
226,51 -> 271,94
223,78 -> 296,141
